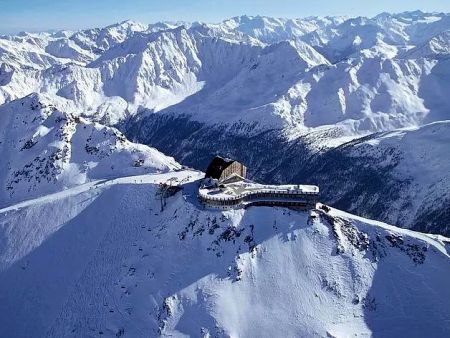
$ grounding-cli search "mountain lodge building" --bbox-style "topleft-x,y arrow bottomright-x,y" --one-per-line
200,156 -> 319,210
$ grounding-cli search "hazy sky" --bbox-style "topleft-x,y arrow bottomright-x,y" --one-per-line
1,0 -> 450,34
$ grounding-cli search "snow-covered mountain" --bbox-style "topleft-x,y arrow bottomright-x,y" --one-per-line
3,12 -> 448,137
1,11 -> 450,236
1,11 -> 450,134
405,30 -> 450,59
295,121 -> 450,236
0,170 -> 449,337
1,12 -> 450,336
0,94 -> 179,205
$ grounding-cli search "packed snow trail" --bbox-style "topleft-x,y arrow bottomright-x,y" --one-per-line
0,171 -> 202,214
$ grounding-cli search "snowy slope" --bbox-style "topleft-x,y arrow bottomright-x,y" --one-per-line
298,121 -> 450,236
220,15 -> 348,44
1,12 -> 450,135
0,94 -> 179,205
405,30 -> 450,59
0,171 -> 449,337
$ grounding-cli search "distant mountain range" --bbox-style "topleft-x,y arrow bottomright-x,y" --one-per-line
1,11 -> 450,236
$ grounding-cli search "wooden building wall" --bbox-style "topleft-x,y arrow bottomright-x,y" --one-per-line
220,161 -> 247,180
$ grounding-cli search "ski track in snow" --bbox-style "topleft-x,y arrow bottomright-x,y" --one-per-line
0,171 -> 202,214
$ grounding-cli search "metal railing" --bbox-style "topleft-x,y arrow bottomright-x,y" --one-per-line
199,188 -> 319,208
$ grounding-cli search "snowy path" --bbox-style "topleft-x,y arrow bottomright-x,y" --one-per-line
0,170 -> 203,214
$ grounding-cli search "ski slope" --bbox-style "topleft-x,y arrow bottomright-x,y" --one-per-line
0,170 -> 449,337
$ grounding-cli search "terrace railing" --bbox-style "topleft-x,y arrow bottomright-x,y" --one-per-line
199,187 -> 319,209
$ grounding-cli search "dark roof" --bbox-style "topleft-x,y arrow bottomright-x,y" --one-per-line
205,156 -> 236,179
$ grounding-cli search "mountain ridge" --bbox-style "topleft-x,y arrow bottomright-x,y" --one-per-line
0,169 -> 449,337
1,11 -> 450,134
0,93 -> 179,205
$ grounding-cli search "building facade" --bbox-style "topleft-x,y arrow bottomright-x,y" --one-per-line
205,156 -> 247,181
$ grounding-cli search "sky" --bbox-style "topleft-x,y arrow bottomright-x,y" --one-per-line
0,0 -> 450,34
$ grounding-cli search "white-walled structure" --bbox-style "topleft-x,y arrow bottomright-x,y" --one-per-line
199,174 -> 319,210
